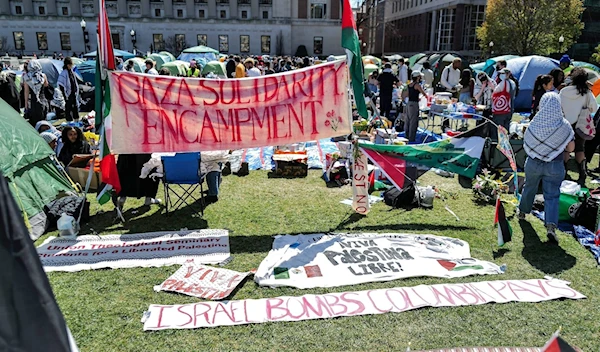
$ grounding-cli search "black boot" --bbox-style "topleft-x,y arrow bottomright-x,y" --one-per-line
577,160 -> 587,186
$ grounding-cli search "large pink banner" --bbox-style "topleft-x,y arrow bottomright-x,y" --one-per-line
108,61 -> 351,154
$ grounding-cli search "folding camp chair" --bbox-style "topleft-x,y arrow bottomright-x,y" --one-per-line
161,153 -> 205,216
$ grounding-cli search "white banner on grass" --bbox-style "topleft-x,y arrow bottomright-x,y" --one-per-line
37,230 -> 230,272
142,278 -> 585,330
254,233 -> 505,289
154,261 -> 250,300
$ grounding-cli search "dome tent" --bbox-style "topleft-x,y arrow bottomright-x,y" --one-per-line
0,98 -> 74,239
505,55 -> 559,110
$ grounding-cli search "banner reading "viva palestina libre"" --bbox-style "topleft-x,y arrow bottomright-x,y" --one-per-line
108,61 -> 351,154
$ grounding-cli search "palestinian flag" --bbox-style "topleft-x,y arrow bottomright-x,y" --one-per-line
494,197 -> 512,246
341,0 -> 368,118
541,330 -> 577,352
95,0 -> 121,203
358,127 -> 486,184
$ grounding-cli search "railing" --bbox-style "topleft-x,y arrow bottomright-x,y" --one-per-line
238,0 -> 251,4
194,0 -> 208,3
259,0 -> 272,4
217,0 -> 230,4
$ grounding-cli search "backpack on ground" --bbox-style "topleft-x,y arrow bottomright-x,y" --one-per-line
384,182 -> 416,208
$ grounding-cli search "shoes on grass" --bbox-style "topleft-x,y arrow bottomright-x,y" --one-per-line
546,224 -> 559,244
144,197 -> 161,206
517,210 -> 527,220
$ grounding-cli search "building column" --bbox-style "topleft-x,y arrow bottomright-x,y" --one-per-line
453,4 -> 465,51
164,0 -> 173,18
230,0 -> 238,19
186,0 -> 195,18
251,0 -> 259,19
46,0 -> 57,15
0,0 -> 11,15
70,0 -> 80,16
208,0 -> 217,19
429,10 -> 437,52
118,0 -> 128,17
141,0 -> 150,17
23,0 -> 34,15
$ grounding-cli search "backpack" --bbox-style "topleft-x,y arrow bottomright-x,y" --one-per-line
384,183 -> 416,208
573,195 -> 600,231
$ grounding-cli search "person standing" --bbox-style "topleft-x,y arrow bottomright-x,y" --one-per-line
245,58 -> 261,77
531,75 -> 554,118
549,68 -> 566,92
144,59 -> 158,75
490,68 -> 515,140
235,56 -> 246,78
22,60 -> 50,127
421,62 -> 434,88
458,69 -> 474,104
226,56 -> 236,78
378,63 -> 399,119
518,93 -> 575,244
559,55 -> 574,76
559,67 -> 599,185
0,70 -> 20,112
57,57 -> 80,122
187,60 -> 201,77
440,58 -> 462,95
397,59 -> 408,84
405,71 -> 427,142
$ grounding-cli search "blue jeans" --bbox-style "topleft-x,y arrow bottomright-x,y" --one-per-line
459,92 -> 472,104
519,157 -> 564,226
206,171 -> 221,197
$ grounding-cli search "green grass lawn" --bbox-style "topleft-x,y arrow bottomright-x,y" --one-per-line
38,170 -> 600,351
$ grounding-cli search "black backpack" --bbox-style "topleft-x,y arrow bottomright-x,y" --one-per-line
574,195 -> 599,231
384,183 -> 416,208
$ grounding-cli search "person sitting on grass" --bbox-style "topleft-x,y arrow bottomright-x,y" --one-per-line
518,93 -> 575,244
58,126 -> 91,166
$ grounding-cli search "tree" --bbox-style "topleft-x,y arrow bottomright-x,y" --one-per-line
591,44 -> 600,66
0,36 -> 14,54
476,0 -> 584,56
164,35 -> 189,56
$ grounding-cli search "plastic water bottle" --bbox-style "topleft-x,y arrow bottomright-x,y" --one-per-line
57,213 -> 79,239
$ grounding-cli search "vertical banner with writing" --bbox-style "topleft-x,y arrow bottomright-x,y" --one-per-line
108,61 -> 351,154
352,146 -> 370,215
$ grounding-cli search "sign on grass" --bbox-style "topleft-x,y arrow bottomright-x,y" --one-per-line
142,278 -> 585,330
154,261 -> 250,300
108,61 -> 351,154
37,230 -> 230,272
254,233 -> 505,289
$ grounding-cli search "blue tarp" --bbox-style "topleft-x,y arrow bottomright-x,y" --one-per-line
243,139 -> 341,171
506,55 -> 560,110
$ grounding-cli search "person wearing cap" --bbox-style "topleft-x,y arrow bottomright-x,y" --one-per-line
144,59 -> 158,75
492,60 -> 507,82
187,60 -> 200,77
560,55 -> 574,75
245,58 -> 261,77
40,131 -> 58,153
235,56 -> 246,78
378,63 -> 399,119
405,71 -> 427,142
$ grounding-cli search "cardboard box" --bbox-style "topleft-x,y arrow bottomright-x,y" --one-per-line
67,167 -> 102,191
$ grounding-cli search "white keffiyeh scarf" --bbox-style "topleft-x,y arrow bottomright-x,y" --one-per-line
524,92 -> 574,162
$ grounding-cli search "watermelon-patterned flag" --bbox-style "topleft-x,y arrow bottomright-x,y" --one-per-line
341,0 -> 368,118
541,330 -> 577,352
95,0 -> 121,200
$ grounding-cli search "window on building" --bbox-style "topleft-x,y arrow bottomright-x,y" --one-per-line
198,9 -> 205,18
13,32 -> 24,50
313,36 -> 323,55
60,33 -> 71,50
15,6 -> 22,14
177,9 -> 184,17
462,5 -> 486,51
175,34 -> 186,52
241,10 -> 248,19
262,10 -> 268,19
112,33 -> 121,49
197,34 -> 207,46
36,32 -> 48,50
38,6 -> 46,15
261,35 -> 270,54
310,2 -> 326,19
436,8 -> 456,51
220,10 -> 227,18
154,8 -> 162,17
219,35 -> 229,52
61,6 -> 69,15
240,35 -> 250,52
153,34 -> 165,50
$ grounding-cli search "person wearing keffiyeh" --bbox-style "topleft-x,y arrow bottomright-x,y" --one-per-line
518,92 -> 575,244
22,60 -> 49,127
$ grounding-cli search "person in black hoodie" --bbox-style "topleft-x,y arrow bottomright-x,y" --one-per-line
226,56 -> 236,79
58,126 -> 91,166
0,71 -> 20,112
377,63 -> 399,119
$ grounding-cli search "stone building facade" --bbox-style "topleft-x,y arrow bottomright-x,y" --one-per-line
0,0 -> 344,56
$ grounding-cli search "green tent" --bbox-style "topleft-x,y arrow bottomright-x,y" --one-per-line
126,58 -> 146,73
182,45 -> 219,54
159,51 -> 177,62
0,98 -> 74,233
161,60 -> 190,76
201,61 -> 227,77
364,64 -> 379,77
408,53 -> 426,68
148,53 -> 170,69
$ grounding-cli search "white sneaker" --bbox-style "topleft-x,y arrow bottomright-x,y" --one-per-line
144,197 -> 162,206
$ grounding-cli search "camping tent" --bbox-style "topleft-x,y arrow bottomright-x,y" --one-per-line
37,59 -> 83,88
364,64 -> 379,77
178,45 -> 219,67
201,61 -> 227,78
83,49 -> 135,60
76,60 -> 96,84
0,98 -> 74,238
148,53 -> 171,69
506,55 -> 560,110
161,60 -> 189,76
408,53 -> 426,69
573,61 -> 600,73
363,55 -> 381,67
385,54 -> 403,61
159,51 -> 177,62
126,58 -> 146,73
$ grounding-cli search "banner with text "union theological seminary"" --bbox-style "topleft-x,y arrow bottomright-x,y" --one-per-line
108,61 -> 351,154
